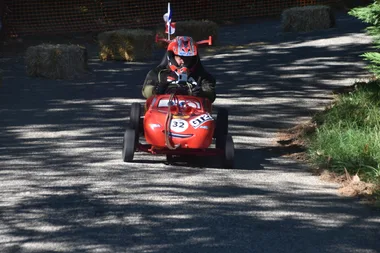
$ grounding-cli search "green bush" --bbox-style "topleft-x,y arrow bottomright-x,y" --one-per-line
349,1 -> 380,77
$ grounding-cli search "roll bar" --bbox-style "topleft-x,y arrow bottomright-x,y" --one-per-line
155,34 -> 213,46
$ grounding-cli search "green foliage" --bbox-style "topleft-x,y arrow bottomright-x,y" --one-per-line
349,1 -> 380,77
362,52 -> 380,76
349,1 -> 380,26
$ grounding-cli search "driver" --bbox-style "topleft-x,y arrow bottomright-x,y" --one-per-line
141,36 -> 216,103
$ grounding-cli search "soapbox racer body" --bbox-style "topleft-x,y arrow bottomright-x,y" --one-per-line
122,83 -> 235,168
122,30 -> 235,168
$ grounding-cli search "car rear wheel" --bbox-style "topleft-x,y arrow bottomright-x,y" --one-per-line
166,154 -> 174,164
129,102 -> 142,145
215,108 -> 228,148
130,102 -> 142,134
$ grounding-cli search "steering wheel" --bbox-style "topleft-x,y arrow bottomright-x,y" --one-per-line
165,81 -> 195,95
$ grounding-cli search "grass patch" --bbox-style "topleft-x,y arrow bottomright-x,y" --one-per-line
307,80 -> 380,183
277,79 -> 380,204
302,80 -> 380,201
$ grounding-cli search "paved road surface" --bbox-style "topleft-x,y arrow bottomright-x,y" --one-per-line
1,11 -> 379,253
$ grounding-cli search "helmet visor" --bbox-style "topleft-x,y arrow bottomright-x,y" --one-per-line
176,55 -> 197,68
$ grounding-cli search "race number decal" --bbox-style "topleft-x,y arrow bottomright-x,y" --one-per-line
190,113 -> 213,129
170,119 -> 189,132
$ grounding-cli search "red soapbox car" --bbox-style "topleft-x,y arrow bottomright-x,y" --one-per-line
122,35 -> 235,168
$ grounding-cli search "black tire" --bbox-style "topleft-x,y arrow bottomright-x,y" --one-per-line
222,135 -> 234,169
122,128 -> 136,162
130,103 -> 141,131
166,154 -> 174,164
130,102 -> 142,144
215,108 -> 229,148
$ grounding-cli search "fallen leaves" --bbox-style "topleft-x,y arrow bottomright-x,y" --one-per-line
337,168 -> 377,197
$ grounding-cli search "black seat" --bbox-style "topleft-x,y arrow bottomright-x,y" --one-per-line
157,51 -> 169,68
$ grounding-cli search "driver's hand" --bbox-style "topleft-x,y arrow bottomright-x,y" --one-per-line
155,82 -> 168,94
177,80 -> 187,85
191,85 -> 202,96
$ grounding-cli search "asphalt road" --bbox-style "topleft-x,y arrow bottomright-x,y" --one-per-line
1,11 -> 380,253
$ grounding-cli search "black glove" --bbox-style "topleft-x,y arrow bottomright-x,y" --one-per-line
155,82 -> 168,94
191,85 -> 202,96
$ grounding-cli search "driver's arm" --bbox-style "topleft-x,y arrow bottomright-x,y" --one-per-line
200,73 -> 216,103
142,69 -> 160,98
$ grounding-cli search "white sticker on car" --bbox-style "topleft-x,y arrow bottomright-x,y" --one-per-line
190,113 -> 213,129
170,119 -> 189,132
150,123 -> 161,130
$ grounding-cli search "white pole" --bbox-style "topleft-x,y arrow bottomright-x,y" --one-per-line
167,2 -> 171,40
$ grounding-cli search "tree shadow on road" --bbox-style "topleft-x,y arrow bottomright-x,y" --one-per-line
1,11 -> 380,253
1,180 -> 379,253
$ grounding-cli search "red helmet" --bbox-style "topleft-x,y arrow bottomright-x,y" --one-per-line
167,36 -> 199,73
